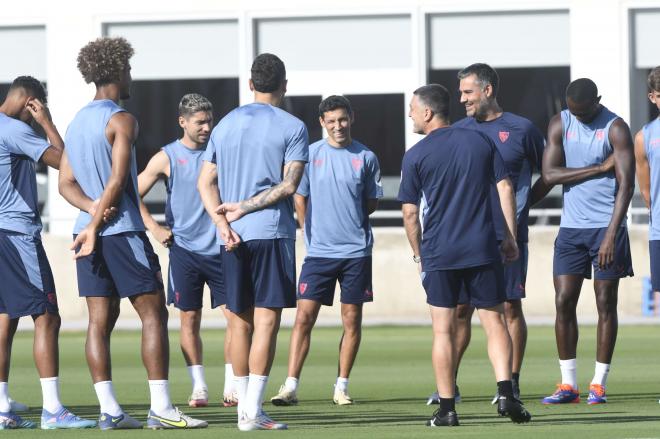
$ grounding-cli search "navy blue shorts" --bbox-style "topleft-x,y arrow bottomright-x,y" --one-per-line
422,262 -> 505,309
553,227 -> 633,280
298,256 -> 373,306
458,242 -> 527,305
221,239 -> 296,314
75,232 -> 163,298
650,240 -> 660,291
167,244 -> 225,311
0,230 -> 58,318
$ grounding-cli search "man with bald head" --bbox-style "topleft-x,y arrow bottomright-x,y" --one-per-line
541,78 -> 634,405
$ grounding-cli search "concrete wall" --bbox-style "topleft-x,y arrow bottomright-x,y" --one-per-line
38,226 -> 652,330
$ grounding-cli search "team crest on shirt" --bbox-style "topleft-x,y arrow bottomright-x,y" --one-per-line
313,159 -> 324,167
498,131 -> 510,142
177,158 -> 188,165
46,293 -> 57,305
299,283 -> 307,295
351,158 -> 363,171
650,138 -> 660,148
566,131 -> 577,140
595,130 -> 605,141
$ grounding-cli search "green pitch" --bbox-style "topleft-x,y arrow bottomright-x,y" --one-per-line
5,324 -> 660,437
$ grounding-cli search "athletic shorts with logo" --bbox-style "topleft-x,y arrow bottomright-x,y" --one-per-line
553,227 -> 633,279
0,229 -> 58,318
422,261 -> 505,309
297,256 -> 373,306
75,231 -> 163,297
458,241 -> 527,305
167,243 -> 225,311
221,238 -> 296,313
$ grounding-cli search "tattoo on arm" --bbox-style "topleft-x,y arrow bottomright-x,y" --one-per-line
239,162 -> 305,214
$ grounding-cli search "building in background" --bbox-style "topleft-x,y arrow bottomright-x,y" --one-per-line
1,0 -> 658,233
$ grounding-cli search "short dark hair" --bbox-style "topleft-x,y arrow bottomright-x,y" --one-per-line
9,76 -> 47,103
457,63 -> 499,97
251,53 -> 286,93
318,95 -> 353,119
413,84 -> 450,120
179,93 -> 213,118
77,37 -> 134,86
566,78 -> 598,104
648,67 -> 660,92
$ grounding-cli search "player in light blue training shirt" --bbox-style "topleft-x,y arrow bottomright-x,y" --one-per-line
0,76 -> 95,429
634,66 -> 660,335
59,37 -> 206,430
270,96 -> 383,407
542,78 -> 634,406
138,93 -> 235,409
198,53 -> 308,431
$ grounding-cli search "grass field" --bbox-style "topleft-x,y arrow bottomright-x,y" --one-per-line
5,324 -> 660,438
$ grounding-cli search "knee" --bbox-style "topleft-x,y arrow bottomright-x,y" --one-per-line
555,291 -> 578,314
504,301 -> 524,323
456,304 -> 474,321
42,312 -> 61,332
595,293 -> 618,314
294,310 -> 317,332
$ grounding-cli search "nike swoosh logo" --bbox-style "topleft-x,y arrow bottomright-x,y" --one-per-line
152,416 -> 187,428
111,417 -> 123,423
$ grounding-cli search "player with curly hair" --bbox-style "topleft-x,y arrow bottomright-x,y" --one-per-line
58,37 -> 207,430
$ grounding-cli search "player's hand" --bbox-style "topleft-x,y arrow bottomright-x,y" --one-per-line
599,154 -> 615,173
153,225 -> 173,248
25,98 -> 52,126
218,223 -> 242,252
70,226 -> 98,259
597,231 -> 615,269
500,237 -> 519,264
216,202 -> 246,223
89,199 -> 118,223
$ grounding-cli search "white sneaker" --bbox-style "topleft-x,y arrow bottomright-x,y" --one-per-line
147,407 -> 208,429
188,388 -> 209,408
333,388 -> 354,405
8,399 -> 28,413
238,410 -> 287,431
270,385 -> 298,406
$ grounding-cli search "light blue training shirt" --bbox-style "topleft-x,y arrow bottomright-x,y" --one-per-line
163,140 -> 220,254
644,118 -> 660,240
202,103 -> 309,242
65,99 -> 144,235
560,106 -> 621,228
0,113 -> 50,237
297,139 -> 383,258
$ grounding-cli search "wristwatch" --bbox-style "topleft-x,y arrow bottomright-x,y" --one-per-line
412,255 -> 421,263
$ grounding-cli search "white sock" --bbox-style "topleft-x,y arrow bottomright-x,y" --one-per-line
148,380 -> 173,414
40,377 -> 64,414
0,382 -> 10,412
245,374 -> 268,419
284,377 -> 299,392
187,365 -> 207,392
591,361 -> 610,387
93,381 -> 122,416
234,375 -> 248,416
336,377 -> 349,393
559,359 -> 577,389
224,364 -> 234,395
